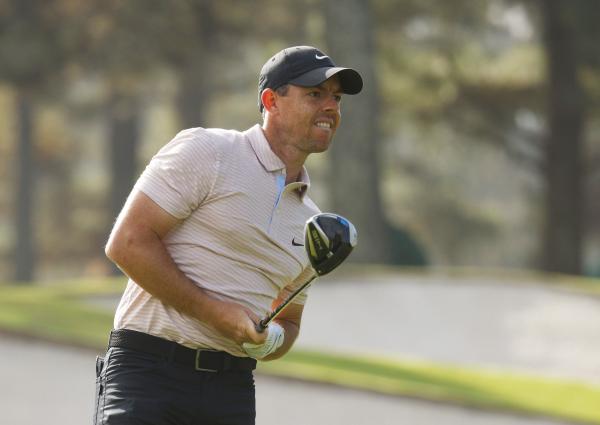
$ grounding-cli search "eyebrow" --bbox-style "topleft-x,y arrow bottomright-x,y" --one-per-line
315,82 -> 343,93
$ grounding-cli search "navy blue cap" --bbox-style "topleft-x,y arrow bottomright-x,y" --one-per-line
258,46 -> 363,111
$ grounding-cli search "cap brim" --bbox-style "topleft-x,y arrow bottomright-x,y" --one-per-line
288,67 -> 363,95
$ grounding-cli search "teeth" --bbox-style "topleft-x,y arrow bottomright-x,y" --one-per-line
315,122 -> 331,129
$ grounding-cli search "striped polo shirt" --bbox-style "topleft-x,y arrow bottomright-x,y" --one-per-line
114,124 -> 320,356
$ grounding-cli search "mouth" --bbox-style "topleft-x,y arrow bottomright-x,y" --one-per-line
314,120 -> 334,131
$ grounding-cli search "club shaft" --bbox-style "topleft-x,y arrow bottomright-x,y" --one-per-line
256,275 -> 317,332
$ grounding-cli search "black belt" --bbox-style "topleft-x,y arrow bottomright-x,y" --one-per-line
108,329 -> 256,372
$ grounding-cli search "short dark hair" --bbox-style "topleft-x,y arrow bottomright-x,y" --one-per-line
261,84 -> 290,119
275,84 -> 290,96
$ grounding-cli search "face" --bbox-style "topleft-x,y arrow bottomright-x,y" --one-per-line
273,75 -> 343,154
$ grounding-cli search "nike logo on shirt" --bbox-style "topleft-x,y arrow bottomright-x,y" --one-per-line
292,237 -> 304,246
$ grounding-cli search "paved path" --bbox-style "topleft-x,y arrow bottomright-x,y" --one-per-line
296,274 -> 600,384
0,336 -> 572,425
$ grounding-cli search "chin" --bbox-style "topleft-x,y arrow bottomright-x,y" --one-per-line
312,140 -> 332,153
315,133 -> 335,147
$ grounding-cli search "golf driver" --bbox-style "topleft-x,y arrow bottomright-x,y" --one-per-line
256,213 -> 357,332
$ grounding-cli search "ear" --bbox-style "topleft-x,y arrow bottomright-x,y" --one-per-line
261,88 -> 278,114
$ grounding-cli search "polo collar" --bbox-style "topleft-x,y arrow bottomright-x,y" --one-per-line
245,124 -> 311,197
246,124 -> 285,172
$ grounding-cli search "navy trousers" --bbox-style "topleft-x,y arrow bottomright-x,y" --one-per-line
93,347 -> 256,425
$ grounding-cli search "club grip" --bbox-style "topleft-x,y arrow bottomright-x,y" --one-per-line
255,319 -> 268,333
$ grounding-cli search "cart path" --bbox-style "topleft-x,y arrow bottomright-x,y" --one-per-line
296,275 -> 600,384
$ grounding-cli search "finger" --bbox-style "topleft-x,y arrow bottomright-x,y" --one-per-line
255,320 -> 267,333
245,321 -> 268,344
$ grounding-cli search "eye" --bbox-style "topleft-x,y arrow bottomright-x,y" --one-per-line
308,91 -> 321,98
333,95 -> 342,103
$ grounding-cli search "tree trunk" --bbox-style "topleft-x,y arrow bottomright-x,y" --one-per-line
540,0 -> 585,274
14,89 -> 35,282
324,0 -> 393,263
174,1 -> 217,130
108,94 -> 140,225
175,65 -> 211,129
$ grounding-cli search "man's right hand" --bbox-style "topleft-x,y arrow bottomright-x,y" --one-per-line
208,299 -> 267,346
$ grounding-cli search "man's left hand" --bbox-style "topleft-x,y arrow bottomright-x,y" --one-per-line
242,322 -> 285,359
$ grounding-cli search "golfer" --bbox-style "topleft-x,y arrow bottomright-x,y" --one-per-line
94,45 -> 363,425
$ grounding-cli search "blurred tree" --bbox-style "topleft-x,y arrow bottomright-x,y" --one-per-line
84,1 -> 159,227
107,91 -> 140,221
167,1 -> 218,129
536,0 -> 600,275
375,0 -> 600,274
14,89 -> 34,282
539,0 -> 585,274
168,0 -> 310,128
373,0 -> 503,266
6,0 -> 598,278
440,0 -> 600,274
325,0 -> 427,265
0,0 -> 86,281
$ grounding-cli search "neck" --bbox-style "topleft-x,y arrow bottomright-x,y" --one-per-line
261,125 -> 307,184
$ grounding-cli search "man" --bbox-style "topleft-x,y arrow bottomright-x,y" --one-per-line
94,46 -> 363,425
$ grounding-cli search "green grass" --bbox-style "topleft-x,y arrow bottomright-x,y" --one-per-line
0,278 -> 121,347
1,277 -> 600,424
260,351 -> 600,424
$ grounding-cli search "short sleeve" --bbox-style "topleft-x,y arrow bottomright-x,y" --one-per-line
134,128 -> 221,219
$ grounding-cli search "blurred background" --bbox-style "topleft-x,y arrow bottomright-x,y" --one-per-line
2,0 -> 600,281
2,1 -> 600,424
2,0 -> 600,283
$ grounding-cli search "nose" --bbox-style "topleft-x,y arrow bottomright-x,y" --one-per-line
323,94 -> 340,112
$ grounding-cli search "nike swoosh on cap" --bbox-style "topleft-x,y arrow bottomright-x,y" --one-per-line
315,54 -> 328,60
